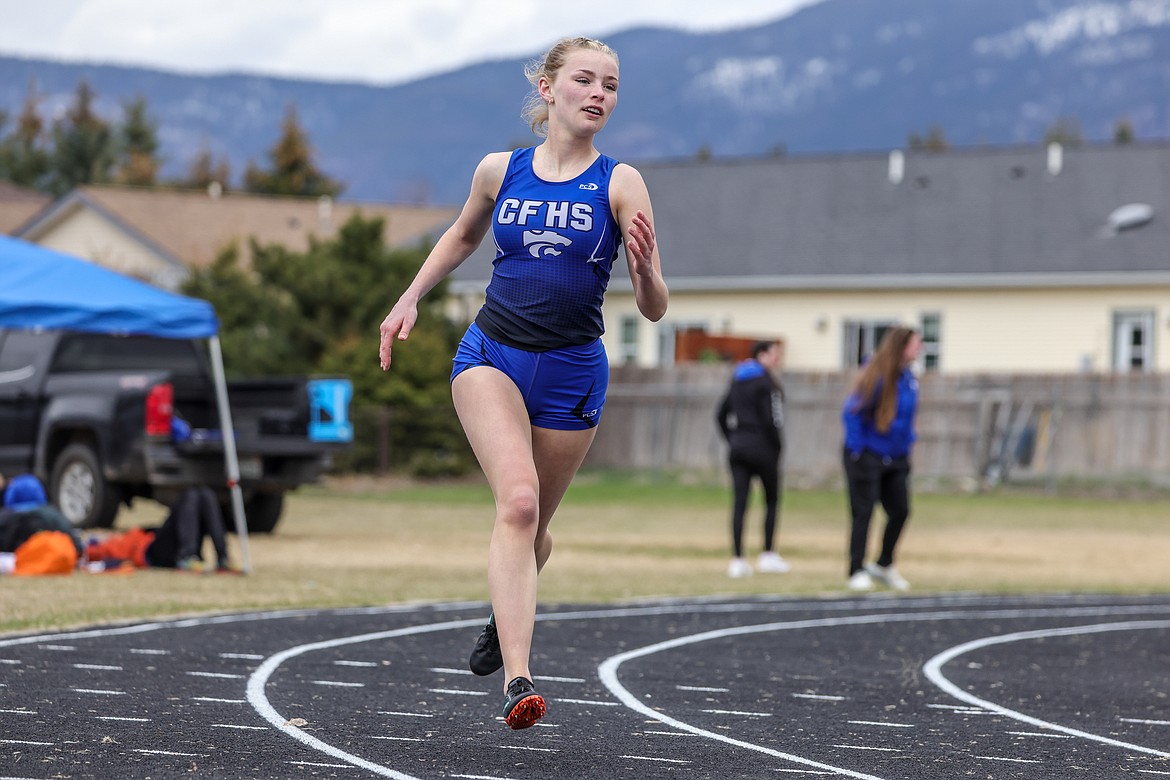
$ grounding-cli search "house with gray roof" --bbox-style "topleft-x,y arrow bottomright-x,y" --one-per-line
13,185 -> 458,290
450,142 -> 1170,374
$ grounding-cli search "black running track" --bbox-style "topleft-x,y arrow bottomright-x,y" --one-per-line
1,593 -> 1169,779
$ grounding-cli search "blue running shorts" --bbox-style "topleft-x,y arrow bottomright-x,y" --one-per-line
451,322 -> 608,430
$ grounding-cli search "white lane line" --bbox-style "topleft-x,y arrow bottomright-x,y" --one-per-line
247,620 -> 496,779
594,604 -> 1167,780
429,688 -> 487,696
95,716 -> 150,722
73,663 -> 123,671
974,756 -> 1043,763
370,736 -> 425,742
0,709 -> 35,714
288,761 -> 357,768
846,721 -> 914,728
129,648 -> 169,655
131,749 -> 204,756
192,697 -> 245,703
0,739 -> 53,745
220,652 -> 264,659
335,660 -> 379,667
378,711 -> 433,718
558,698 -> 618,706
313,680 -> 365,688
38,645 -> 76,651
449,774 -> 519,780
212,724 -> 269,730
72,688 -> 125,695
678,685 -> 729,692
427,666 -> 583,684
187,671 -> 244,679
499,745 -> 557,752
924,620 -> 1170,759
793,693 -> 844,701
1122,718 -> 1170,725
1007,730 -> 1073,738
1137,770 -> 1170,776
703,709 -> 773,717
0,659 -> 21,664
618,755 -> 689,763
644,730 -> 698,736
831,745 -> 901,752
12,598 -> 1162,780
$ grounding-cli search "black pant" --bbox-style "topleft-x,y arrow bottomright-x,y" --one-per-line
728,446 -> 781,558
145,487 -> 229,568
843,448 -> 910,576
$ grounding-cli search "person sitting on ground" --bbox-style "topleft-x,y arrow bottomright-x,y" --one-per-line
0,474 -> 83,576
0,474 -> 85,559
86,486 -> 239,573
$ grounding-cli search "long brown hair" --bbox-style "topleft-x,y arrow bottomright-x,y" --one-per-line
849,326 -> 917,433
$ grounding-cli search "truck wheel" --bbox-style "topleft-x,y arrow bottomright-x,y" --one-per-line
50,443 -> 120,529
245,493 -> 284,534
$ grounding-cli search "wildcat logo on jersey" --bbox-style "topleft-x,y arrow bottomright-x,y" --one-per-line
523,230 -> 573,258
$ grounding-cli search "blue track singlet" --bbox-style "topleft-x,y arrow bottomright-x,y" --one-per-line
474,146 -> 622,351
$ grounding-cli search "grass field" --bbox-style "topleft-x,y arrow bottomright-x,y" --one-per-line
1,470 -> 1167,635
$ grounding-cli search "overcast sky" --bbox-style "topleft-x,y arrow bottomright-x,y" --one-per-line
0,0 -> 828,85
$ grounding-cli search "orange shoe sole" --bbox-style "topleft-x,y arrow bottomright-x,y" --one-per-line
504,694 -> 546,730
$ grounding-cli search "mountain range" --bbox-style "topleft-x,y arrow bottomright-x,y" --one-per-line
2,0 -> 1169,205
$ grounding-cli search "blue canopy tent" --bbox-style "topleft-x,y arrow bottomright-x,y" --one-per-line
0,235 -> 252,571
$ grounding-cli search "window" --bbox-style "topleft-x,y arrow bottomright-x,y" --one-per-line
1112,310 -> 1155,372
618,316 -> 639,365
842,319 -> 897,368
919,312 -> 941,372
51,334 -> 209,376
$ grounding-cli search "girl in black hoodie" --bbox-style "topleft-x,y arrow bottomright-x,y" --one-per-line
716,340 -> 789,578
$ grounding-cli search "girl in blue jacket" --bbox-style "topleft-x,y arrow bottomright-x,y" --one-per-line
841,326 -> 922,591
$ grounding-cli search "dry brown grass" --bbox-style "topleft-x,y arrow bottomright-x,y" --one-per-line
1,472 -> 1167,636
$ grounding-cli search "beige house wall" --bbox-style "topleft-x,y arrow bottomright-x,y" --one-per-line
601,285 -> 1170,373
34,208 -> 179,286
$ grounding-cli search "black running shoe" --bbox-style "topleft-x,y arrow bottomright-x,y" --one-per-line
502,676 -> 545,730
469,613 -> 503,676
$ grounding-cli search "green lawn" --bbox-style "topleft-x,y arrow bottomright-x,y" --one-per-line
1,471 -> 1167,636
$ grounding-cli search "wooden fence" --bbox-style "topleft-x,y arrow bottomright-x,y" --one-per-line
586,365 -> 1170,488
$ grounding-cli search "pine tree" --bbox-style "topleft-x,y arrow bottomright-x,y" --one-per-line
243,105 -> 343,197
47,80 -> 115,195
908,125 -> 948,152
1113,118 -> 1135,145
0,82 -> 51,189
184,143 -> 232,190
180,214 -> 466,474
1043,117 -> 1082,147
114,96 -> 161,186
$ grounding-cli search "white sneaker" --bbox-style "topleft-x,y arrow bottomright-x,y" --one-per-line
847,570 -> 875,591
866,563 -> 910,591
727,557 -> 753,578
756,551 -> 791,574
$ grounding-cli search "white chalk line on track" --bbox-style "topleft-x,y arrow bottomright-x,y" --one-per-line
4,597 -> 1170,779
595,606 -> 1170,778
923,619 -> 1170,758
244,600 -> 1170,780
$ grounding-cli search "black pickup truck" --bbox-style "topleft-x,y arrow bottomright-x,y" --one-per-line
0,329 -> 352,533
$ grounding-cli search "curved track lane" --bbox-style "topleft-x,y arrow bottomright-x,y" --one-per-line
1,593 -> 1168,779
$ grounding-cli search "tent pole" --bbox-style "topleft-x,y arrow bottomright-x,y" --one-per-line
209,336 -> 252,573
